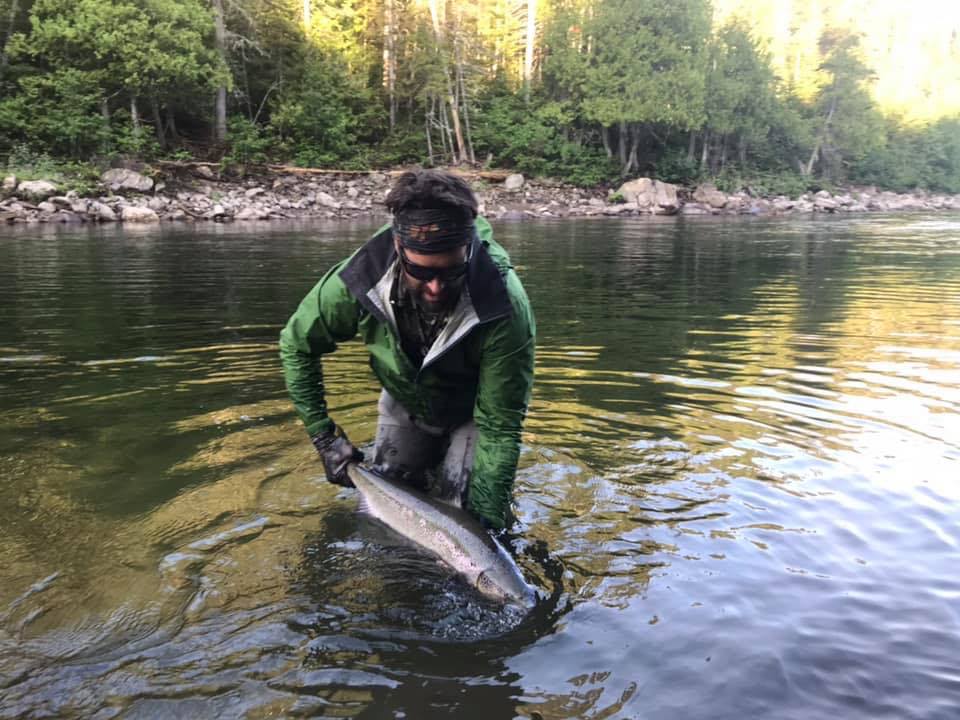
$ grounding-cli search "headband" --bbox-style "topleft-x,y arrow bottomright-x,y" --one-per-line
393,208 -> 474,254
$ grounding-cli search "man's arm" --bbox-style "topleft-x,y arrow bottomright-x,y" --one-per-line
279,260 -> 361,437
467,273 -> 536,529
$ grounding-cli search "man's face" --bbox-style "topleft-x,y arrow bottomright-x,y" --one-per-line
396,241 -> 469,312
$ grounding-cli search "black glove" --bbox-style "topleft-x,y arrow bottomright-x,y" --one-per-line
311,425 -> 364,487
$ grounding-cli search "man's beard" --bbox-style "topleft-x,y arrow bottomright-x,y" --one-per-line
409,277 -> 464,314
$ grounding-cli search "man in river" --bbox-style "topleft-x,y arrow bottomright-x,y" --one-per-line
279,169 -> 536,530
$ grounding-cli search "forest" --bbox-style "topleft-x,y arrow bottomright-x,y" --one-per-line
1,0 -> 959,192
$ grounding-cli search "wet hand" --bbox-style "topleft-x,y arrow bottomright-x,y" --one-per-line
311,425 -> 364,487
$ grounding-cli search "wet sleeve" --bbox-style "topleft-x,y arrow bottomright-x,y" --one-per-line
468,274 -> 536,529
279,261 -> 361,437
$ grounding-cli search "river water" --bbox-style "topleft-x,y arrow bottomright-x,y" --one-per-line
1,215 -> 959,719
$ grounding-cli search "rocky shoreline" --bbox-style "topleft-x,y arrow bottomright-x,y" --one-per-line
2,166 -> 960,226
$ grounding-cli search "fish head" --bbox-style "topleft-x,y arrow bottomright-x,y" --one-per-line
475,541 -> 539,609
476,569 -> 537,609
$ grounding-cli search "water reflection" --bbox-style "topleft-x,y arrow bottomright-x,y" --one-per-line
1,216 -> 959,718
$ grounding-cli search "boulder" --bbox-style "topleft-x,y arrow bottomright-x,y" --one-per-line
680,203 -> 710,215
652,180 -> 680,214
245,187 -> 266,198
588,197 -> 605,208
120,205 -> 160,223
2,175 -> 17,194
17,180 -> 58,201
235,206 -> 265,220
91,201 -> 117,222
102,168 -> 154,193
616,177 -> 654,206
692,183 -> 728,209
37,201 -> 57,214
504,173 -> 525,191
315,191 -> 340,210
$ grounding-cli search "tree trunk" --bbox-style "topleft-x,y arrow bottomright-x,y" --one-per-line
151,97 -> 167,148
428,0 -> 464,163
383,0 -> 396,129
101,98 -> 111,124
687,131 -> 696,162
524,0 -> 537,104
425,99 -> 434,165
303,0 -> 311,28
624,124 -> 639,175
212,0 -> 228,144
700,130 -> 709,170
0,0 -> 19,69
601,126 -> 613,158
719,134 -> 728,172
805,96 -> 837,178
618,121 -> 627,169
166,109 -> 180,143
457,55 -> 475,164
131,96 -> 141,137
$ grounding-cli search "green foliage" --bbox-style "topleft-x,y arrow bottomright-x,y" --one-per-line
473,91 -> 618,186
269,50 -> 381,168
0,0 -> 957,196
712,168 -> 812,198
223,116 -> 274,166
3,144 -> 100,193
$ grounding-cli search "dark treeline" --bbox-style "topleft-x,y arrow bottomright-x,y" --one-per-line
1,0 -> 959,193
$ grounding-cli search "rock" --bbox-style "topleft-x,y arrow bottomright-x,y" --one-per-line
102,168 -> 154,193
120,205 -> 160,223
37,201 -> 57,213
369,172 -> 388,184
602,204 -> 633,215
616,177 -> 654,206
194,165 -> 215,180
747,200 -> 772,215
346,186 -> 360,199
2,175 -> 17,194
588,198 -> 605,208
88,201 -> 117,222
814,196 -> 838,212
245,187 -> 265,198
235,206 -> 265,220
772,198 -> 795,213
71,201 -> 89,214
165,208 -> 188,221
652,180 -> 680,214
692,184 -> 728,209
56,211 -> 82,223
17,180 -> 58,201
315,191 -> 340,210
681,203 -> 710,215
814,189 -> 832,199
499,210 -> 527,221
49,196 -> 73,209
147,196 -> 167,211
504,173 -> 525,191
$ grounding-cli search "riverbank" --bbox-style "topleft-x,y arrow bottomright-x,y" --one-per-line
3,165 -> 960,225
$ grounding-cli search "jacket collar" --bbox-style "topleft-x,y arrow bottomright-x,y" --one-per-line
339,225 -> 512,325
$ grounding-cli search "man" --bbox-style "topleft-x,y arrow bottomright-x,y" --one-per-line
279,169 -> 535,530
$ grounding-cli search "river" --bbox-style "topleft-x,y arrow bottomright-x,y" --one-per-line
1,215 -> 959,719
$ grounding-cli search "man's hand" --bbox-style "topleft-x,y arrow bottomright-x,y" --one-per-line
312,425 -> 364,487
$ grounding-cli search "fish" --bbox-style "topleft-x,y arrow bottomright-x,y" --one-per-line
345,463 -> 538,608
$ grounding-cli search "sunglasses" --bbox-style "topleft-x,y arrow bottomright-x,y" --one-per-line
397,246 -> 471,283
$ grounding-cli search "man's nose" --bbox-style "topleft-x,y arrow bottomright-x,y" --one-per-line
426,278 -> 443,294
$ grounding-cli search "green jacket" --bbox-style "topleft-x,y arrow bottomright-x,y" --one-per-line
279,217 -> 535,528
